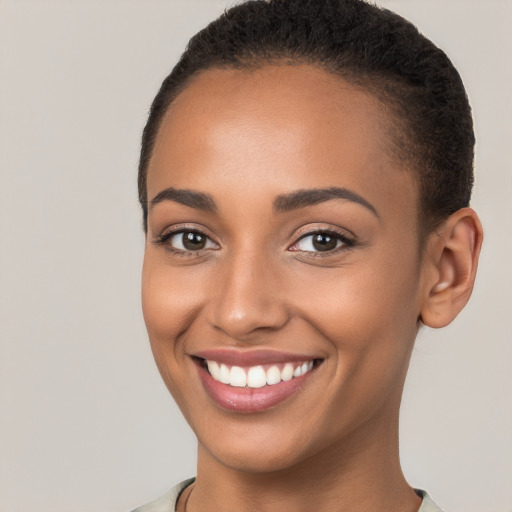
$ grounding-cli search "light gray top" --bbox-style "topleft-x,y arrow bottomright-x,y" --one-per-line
131,479 -> 444,512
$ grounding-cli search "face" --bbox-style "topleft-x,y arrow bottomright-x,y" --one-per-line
142,65 -> 429,474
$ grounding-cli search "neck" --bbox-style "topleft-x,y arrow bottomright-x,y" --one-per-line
186,408 -> 420,512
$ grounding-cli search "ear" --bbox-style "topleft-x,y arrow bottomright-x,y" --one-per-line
420,208 -> 483,328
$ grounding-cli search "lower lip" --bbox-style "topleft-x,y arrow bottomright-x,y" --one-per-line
195,360 -> 317,413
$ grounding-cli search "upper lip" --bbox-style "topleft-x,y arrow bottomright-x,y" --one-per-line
193,348 -> 322,367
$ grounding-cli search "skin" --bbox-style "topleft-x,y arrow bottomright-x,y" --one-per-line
141,65 -> 482,511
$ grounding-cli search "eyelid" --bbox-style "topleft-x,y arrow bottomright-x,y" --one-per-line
152,224 -> 220,253
291,223 -> 356,240
170,231 -> 218,251
154,223 -> 215,240
288,227 -> 355,254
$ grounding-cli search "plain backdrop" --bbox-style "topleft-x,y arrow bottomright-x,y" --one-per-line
0,1 -> 511,511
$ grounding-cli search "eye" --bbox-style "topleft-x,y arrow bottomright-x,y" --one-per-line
157,229 -> 219,252
290,231 -> 352,253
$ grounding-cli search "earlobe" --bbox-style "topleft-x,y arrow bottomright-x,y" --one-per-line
420,208 -> 483,328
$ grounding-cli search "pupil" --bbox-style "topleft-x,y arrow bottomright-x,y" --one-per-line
312,233 -> 337,251
183,232 -> 206,250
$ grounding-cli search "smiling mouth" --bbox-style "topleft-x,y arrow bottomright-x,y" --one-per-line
203,359 -> 318,388
193,350 -> 324,413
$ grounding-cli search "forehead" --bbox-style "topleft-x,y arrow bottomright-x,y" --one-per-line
148,64 -> 418,222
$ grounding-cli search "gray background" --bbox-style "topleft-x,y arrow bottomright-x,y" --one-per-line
0,1 -> 510,511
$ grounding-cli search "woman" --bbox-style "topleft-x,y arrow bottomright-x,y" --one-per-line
133,0 -> 482,510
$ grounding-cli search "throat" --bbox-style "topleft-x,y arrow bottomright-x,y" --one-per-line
189,433 -> 418,512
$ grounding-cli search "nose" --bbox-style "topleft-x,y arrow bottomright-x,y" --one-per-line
206,251 -> 290,342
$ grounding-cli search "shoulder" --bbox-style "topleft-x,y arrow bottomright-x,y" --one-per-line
416,489 -> 444,512
130,478 -> 195,512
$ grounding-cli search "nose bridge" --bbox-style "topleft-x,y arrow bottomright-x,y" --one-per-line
208,246 -> 288,341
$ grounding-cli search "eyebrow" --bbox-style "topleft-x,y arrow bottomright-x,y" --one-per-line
149,185 -> 378,218
150,187 -> 217,213
273,187 -> 379,217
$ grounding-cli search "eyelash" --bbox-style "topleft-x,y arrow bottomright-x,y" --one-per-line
153,227 -> 355,257
153,228 -> 218,257
290,229 -> 355,257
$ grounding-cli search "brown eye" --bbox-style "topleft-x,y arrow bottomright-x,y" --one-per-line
311,233 -> 338,251
290,230 -> 353,253
168,230 -> 218,252
182,231 -> 206,250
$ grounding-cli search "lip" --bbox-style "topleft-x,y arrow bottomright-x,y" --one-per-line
192,349 -> 323,413
194,348 -> 319,367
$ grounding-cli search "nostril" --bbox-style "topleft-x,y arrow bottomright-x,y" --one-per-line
205,264 -> 290,340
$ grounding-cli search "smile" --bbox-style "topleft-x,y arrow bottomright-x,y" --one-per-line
193,350 -> 323,413
205,360 -> 315,388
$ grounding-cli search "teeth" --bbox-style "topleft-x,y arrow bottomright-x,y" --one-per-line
230,366 -> 247,387
281,363 -> 294,381
266,365 -> 281,385
219,363 -> 230,384
247,366 -> 267,388
207,360 -> 220,381
206,359 -> 316,388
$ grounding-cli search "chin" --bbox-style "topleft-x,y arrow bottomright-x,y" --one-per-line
194,415 -> 333,475
204,441 -> 309,474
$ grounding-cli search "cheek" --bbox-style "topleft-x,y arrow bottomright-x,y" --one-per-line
141,254 -> 204,341
292,250 -> 422,357
291,258 -> 422,428
140,254 -> 207,402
